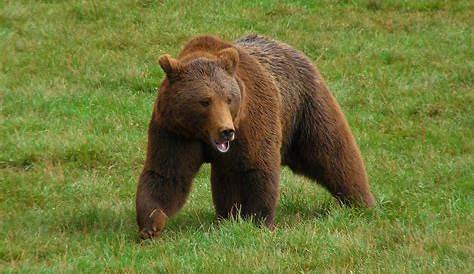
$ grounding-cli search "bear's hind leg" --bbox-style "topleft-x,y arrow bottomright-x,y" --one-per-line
287,96 -> 375,207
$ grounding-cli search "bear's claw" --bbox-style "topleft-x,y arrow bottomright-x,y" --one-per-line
139,208 -> 168,240
139,227 -> 162,239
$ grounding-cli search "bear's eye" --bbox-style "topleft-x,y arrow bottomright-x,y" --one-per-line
226,97 -> 232,104
199,99 -> 211,107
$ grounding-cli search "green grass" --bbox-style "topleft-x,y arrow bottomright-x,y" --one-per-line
1,0 -> 473,273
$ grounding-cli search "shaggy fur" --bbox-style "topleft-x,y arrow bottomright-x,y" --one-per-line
136,34 -> 375,239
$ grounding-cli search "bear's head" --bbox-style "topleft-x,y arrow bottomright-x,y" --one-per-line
156,47 -> 244,153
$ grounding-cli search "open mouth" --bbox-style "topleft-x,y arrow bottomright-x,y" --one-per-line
214,140 -> 230,153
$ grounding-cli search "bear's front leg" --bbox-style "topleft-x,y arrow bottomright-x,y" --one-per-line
211,167 -> 243,221
211,163 -> 280,229
136,124 -> 204,239
136,171 -> 183,239
240,169 -> 279,229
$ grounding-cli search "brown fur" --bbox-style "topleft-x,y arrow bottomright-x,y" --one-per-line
136,34 -> 375,239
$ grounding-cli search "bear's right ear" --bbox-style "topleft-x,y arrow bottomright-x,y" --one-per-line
159,54 -> 182,81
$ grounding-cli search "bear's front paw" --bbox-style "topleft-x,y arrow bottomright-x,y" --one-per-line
139,227 -> 161,239
139,208 -> 167,240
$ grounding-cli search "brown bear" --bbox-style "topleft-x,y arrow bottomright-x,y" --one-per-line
136,34 -> 375,239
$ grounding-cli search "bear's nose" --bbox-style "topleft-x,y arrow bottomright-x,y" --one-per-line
220,128 -> 235,141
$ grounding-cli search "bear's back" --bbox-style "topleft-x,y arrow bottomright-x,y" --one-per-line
235,35 -> 323,154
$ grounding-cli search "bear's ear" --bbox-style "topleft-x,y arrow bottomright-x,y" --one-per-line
159,54 -> 182,81
217,47 -> 239,75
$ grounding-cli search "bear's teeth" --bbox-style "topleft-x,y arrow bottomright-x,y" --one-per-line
216,141 -> 230,153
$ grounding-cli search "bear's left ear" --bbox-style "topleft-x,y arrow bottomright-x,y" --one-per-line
217,47 -> 239,75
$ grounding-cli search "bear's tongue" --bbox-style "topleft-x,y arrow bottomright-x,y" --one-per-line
215,141 -> 230,153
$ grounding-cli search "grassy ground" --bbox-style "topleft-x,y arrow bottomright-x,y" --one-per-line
1,0 -> 473,273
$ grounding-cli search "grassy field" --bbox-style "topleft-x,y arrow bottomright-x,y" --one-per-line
1,0 -> 473,273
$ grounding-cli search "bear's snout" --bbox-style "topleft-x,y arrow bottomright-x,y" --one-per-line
210,126 -> 235,153
219,128 -> 235,142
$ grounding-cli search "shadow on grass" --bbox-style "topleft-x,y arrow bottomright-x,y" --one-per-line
55,206 -> 135,237
55,205 -> 217,242
166,210 -> 217,232
54,198 -> 339,242
277,200 -> 335,226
